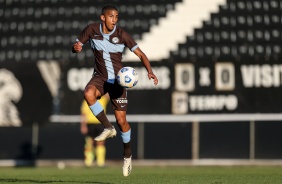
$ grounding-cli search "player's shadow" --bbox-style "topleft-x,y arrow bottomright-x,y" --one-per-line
0,178 -> 111,184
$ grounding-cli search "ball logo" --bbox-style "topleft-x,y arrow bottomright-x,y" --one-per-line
125,75 -> 132,83
121,67 -> 128,73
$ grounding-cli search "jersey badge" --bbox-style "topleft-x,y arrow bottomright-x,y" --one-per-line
112,37 -> 119,44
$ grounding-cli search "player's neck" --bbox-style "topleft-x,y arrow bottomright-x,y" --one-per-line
102,25 -> 110,34
101,24 -> 115,34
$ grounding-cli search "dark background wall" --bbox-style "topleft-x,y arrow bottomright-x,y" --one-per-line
1,121 -> 282,160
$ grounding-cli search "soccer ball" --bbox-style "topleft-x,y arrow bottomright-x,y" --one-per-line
117,67 -> 138,88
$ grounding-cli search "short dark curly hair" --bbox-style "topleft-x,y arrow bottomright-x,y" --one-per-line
101,4 -> 118,15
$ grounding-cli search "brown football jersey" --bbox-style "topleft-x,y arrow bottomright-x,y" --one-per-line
77,23 -> 138,83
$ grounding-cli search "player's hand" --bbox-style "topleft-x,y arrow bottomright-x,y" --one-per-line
148,73 -> 158,86
72,42 -> 83,53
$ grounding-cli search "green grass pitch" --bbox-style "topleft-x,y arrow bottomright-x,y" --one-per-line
0,166 -> 281,184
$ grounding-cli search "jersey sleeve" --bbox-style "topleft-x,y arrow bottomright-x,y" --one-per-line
121,30 -> 139,52
77,24 -> 94,45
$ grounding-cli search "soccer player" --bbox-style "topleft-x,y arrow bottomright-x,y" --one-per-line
72,4 -> 158,177
80,94 -> 109,167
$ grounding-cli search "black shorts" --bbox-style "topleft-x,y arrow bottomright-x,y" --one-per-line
86,124 -> 104,138
87,76 -> 128,111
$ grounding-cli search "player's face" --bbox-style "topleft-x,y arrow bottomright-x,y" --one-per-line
101,10 -> 118,33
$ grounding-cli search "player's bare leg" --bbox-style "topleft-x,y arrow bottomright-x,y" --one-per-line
84,85 -> 116,141
115,110 -> 132,177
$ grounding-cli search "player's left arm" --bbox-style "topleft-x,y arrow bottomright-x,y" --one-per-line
133,47 -> 158,86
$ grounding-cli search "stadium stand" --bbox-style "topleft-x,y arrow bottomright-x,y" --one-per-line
0,0 -> 181,63
1,0 -> 281,62
122,0 -> 226,61
167,0 -> 282,63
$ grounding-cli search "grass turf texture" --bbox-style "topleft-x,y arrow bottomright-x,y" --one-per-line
0,166 -> 281,184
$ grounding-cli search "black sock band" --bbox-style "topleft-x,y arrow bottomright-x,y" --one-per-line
123,141 -> 132,158
96,111 -> 112,128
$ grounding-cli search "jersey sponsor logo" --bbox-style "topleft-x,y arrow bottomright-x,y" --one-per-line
116,98 -> 128,104
112,37 -> 119,43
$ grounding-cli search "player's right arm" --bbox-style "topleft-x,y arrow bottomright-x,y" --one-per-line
72,24 -> 95,53
72,41 -> 83,53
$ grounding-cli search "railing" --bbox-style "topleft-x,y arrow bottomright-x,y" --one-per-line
50,114 -> 282,161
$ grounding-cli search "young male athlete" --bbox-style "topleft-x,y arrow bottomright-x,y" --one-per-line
72,4 -> 158,177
